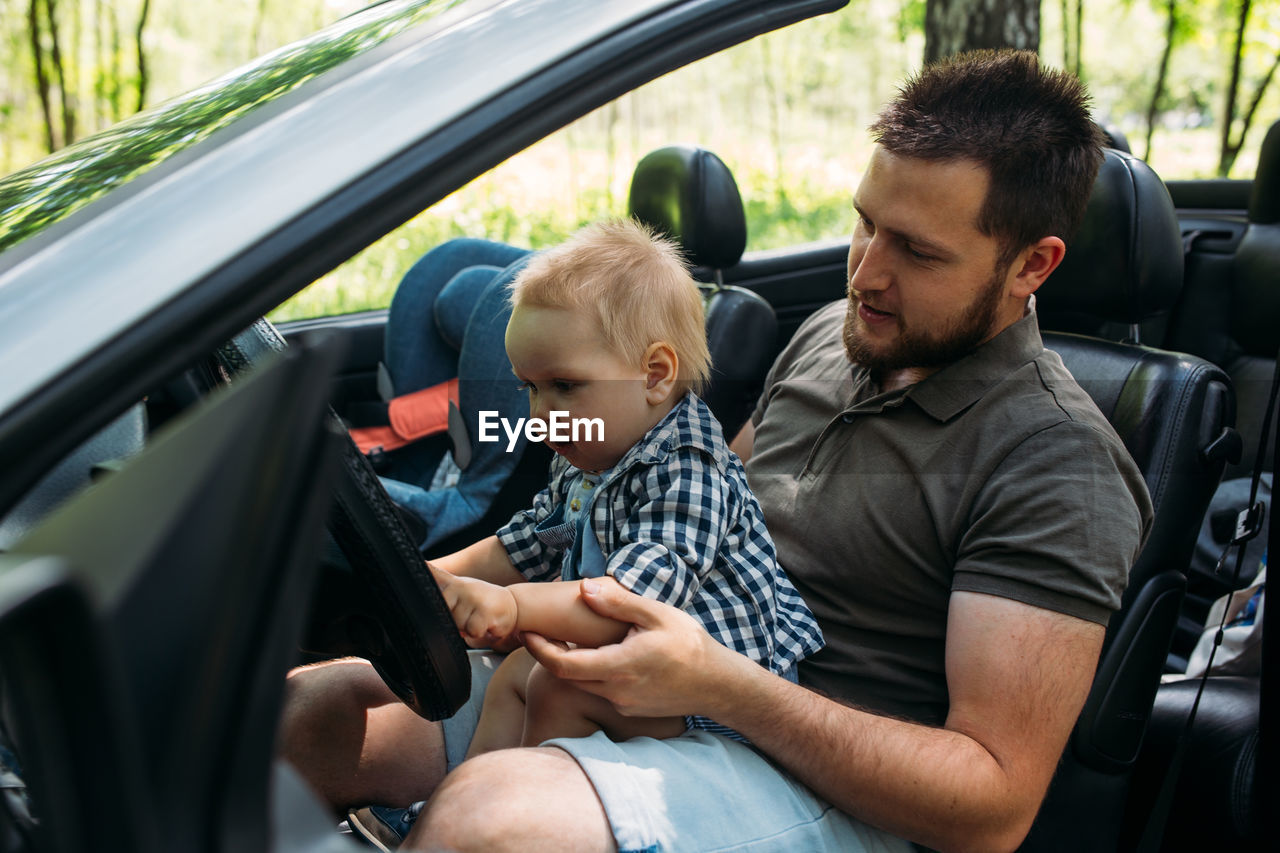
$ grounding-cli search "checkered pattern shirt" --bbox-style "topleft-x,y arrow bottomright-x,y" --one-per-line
498,393 -> 825,737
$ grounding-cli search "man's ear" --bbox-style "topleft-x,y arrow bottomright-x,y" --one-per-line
1010,236 -> 1067,298
642,341 -> 679,405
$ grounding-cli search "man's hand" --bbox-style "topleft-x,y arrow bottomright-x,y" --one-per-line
523,578 -> 743,719
430,564 -> 519,646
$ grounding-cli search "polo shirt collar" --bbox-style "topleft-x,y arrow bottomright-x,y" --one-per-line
608,391 -> 728,473
903,298 -> 1045,422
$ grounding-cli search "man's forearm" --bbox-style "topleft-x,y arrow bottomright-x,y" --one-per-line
701,593 -> 1102,853
528,581 -> 1097,852
707,656 -> 1034,853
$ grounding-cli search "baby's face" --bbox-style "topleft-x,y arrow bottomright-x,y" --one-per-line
504,303 -> 657,473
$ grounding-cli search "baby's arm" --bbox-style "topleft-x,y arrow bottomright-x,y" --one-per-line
430,535 -> 524,585
433,566 -> 631,648
431,565 -> 519,645
428,536 -> 528,648
507,577 -> 631,647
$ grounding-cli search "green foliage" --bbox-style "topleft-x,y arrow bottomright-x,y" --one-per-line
269,170 -> 854,323
896,0 -> 927,41
0,0 -> 369,174
0,1 -> 453,254
5,0 -> 1280,321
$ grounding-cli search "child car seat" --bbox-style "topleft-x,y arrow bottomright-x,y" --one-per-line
375,243 -> 545,553
371,146 -> 778,552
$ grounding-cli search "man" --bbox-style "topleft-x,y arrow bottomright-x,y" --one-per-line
281,50 -> 1151,852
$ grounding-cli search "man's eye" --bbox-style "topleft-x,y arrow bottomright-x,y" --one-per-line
906,244 -> 935,262
858,214 -> 874,233
517,381 -> 535,393
552,380 -> 577,393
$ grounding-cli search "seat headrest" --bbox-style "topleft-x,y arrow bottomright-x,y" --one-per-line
1230,121 -> 1280,357
1231,216 -> 1280,359
1249,119 -> 1280,225
628,146 -> 747,271
1039,148 -> 1183,325
434,266 -> 495,352
1101,124 -> 1132,154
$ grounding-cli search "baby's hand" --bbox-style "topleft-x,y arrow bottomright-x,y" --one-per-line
429,564 -> 519,645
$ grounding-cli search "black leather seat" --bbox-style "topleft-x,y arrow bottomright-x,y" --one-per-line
1019,149 -> 1236,851
1035,148 -> 1183,344
1125,676 -> 1261,851
1165,119 -> 1280,630
1168,119 -> 1280,484
628,145 -> 777,441
1117,120 -> 1280,853
1102,125 -> 1134,155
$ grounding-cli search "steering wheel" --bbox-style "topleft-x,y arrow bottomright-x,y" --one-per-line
215,318 -> 469,721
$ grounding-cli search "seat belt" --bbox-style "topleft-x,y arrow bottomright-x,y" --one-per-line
1136,344 -> 1278,852
349,377 -> 459,457
1258,398 -> 1279,852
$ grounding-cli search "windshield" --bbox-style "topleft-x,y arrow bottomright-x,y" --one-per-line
0,0 -> 494,256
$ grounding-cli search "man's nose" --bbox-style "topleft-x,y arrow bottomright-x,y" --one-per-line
849,236 -> 890,292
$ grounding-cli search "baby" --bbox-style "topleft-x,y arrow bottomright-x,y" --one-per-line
429,219 -> 822,755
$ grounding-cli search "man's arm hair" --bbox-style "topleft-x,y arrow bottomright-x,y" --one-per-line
529,585 -> 1102,853
710,591 -> 1102,852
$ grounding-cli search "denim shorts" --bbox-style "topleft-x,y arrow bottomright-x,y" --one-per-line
442,651 -> 912,853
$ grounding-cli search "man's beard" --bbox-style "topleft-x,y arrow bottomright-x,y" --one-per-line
842,270 -> 1005,376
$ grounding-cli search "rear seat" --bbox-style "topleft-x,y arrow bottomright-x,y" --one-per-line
1163,119 -> 1280,656
1019,148 -> 1235,852
1038,129 -> 1275,658
1117,120 -> 1280,851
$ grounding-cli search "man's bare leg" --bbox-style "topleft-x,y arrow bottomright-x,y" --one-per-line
465,649 -> 536,759
522,660 -> 684,746
278,658 -> 448,812
409,747 -> 616,853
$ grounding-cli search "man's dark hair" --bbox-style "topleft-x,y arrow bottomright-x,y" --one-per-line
869,49 -> 1104,266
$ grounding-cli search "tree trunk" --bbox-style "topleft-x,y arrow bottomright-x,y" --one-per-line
94,0 -> 105,131
1224,48 -> 1280,176
45,0 -> 76,145
28,0 -> 57,152
759,36 -> 788,207
924,0 -> 1039,64
1074,0 -> 1083,77
1060,0 -> 1070,68
71,0 -> 82,133
251,0 -> 270,57
1218,0 -> 1250,175
135,0 -> 151,112
604,99 -> 620,210
1144,0 -> 1178,161
108,1 -> 122,121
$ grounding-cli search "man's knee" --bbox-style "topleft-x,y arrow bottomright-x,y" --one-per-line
414,748 -> 612,853
281,659 -> 389,744
281,658 -> 449,811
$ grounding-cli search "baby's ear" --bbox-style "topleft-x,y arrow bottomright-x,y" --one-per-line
643,341 -> 679,405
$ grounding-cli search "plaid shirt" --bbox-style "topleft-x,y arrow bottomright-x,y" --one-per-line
498,393 -> 824,735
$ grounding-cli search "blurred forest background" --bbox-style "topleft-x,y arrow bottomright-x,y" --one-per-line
3,0 -> 1280,319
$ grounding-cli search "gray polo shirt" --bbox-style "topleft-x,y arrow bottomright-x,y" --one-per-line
748,300 -> 1153,725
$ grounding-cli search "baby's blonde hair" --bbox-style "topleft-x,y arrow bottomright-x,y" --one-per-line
509,219 -> 712,395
